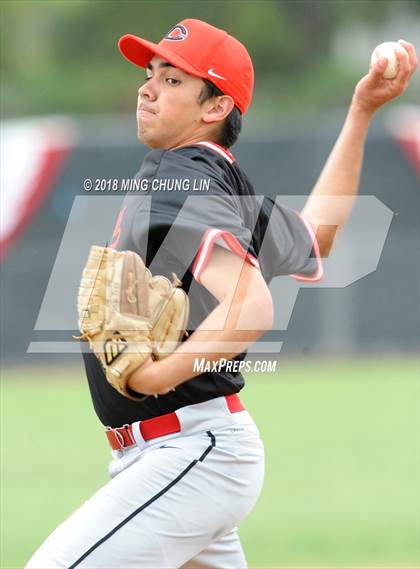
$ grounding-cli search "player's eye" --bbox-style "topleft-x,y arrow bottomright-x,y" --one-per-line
144,76 -> 152,82
166,78 -> 181,86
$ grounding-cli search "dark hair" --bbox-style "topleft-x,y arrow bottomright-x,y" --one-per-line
198,79 -> 242,148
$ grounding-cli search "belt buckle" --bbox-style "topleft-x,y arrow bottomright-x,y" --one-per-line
106,426 -> 125,450
122,423 -> 136,446
106,424 -> 135,450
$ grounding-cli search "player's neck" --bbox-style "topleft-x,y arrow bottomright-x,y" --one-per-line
170,136 -> 221,151
168,125 -> 223,152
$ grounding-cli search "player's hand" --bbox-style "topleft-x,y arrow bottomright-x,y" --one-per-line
352,40 -> 417,115
127,357 -> 174,396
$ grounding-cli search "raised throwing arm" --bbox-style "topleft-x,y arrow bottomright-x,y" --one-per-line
301,40 -> 417,258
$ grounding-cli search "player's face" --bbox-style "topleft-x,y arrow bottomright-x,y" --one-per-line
137,56 -> 212,149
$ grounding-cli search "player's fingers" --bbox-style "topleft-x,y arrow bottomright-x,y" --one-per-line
367,57 -> 388,85
398,39 -> 418,76
394,47 -> 411,84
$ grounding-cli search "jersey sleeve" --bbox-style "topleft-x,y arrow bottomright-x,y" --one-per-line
130,151 -> 259,282
257,197 -> 323,282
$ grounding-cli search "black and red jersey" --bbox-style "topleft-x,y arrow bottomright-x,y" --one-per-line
83,141 -> 322,426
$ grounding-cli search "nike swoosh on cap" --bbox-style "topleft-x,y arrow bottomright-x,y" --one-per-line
208,68 -> 226,80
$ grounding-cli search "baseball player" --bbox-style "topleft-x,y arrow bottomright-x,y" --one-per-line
26,19 -> 416,569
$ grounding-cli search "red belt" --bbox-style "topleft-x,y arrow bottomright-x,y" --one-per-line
105,394 -> 245,451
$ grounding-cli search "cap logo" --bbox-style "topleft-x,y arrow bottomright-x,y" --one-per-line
208,68 -> 226,81
164,24 -> 188,42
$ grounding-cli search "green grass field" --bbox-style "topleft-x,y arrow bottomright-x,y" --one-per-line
1,358 -> 419,569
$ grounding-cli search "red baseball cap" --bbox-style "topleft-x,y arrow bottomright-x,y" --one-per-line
118,19 -> 254,115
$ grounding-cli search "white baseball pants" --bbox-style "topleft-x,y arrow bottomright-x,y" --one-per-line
26,396 -> 265,568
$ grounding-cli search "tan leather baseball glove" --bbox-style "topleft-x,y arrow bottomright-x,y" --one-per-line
75,246 -> 189,400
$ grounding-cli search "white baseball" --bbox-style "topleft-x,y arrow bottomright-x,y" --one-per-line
370,41 -> 403,79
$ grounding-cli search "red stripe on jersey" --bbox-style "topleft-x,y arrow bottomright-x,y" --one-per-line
291,211 -> 324,282
195,141 -> 235,164
109,206 -> 127,250
192,228 -> 259,283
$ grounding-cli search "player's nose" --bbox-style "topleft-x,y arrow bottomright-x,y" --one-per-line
138,79 -> 157,101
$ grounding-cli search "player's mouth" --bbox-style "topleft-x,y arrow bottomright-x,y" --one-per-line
138,105 -> 157,116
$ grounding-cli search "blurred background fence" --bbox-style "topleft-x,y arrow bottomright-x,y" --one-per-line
0,112 -> 419,362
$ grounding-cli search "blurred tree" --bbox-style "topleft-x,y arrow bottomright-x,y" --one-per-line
0,0 -> 418,118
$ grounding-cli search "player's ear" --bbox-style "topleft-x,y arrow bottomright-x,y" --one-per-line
202,96 -> 234,124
